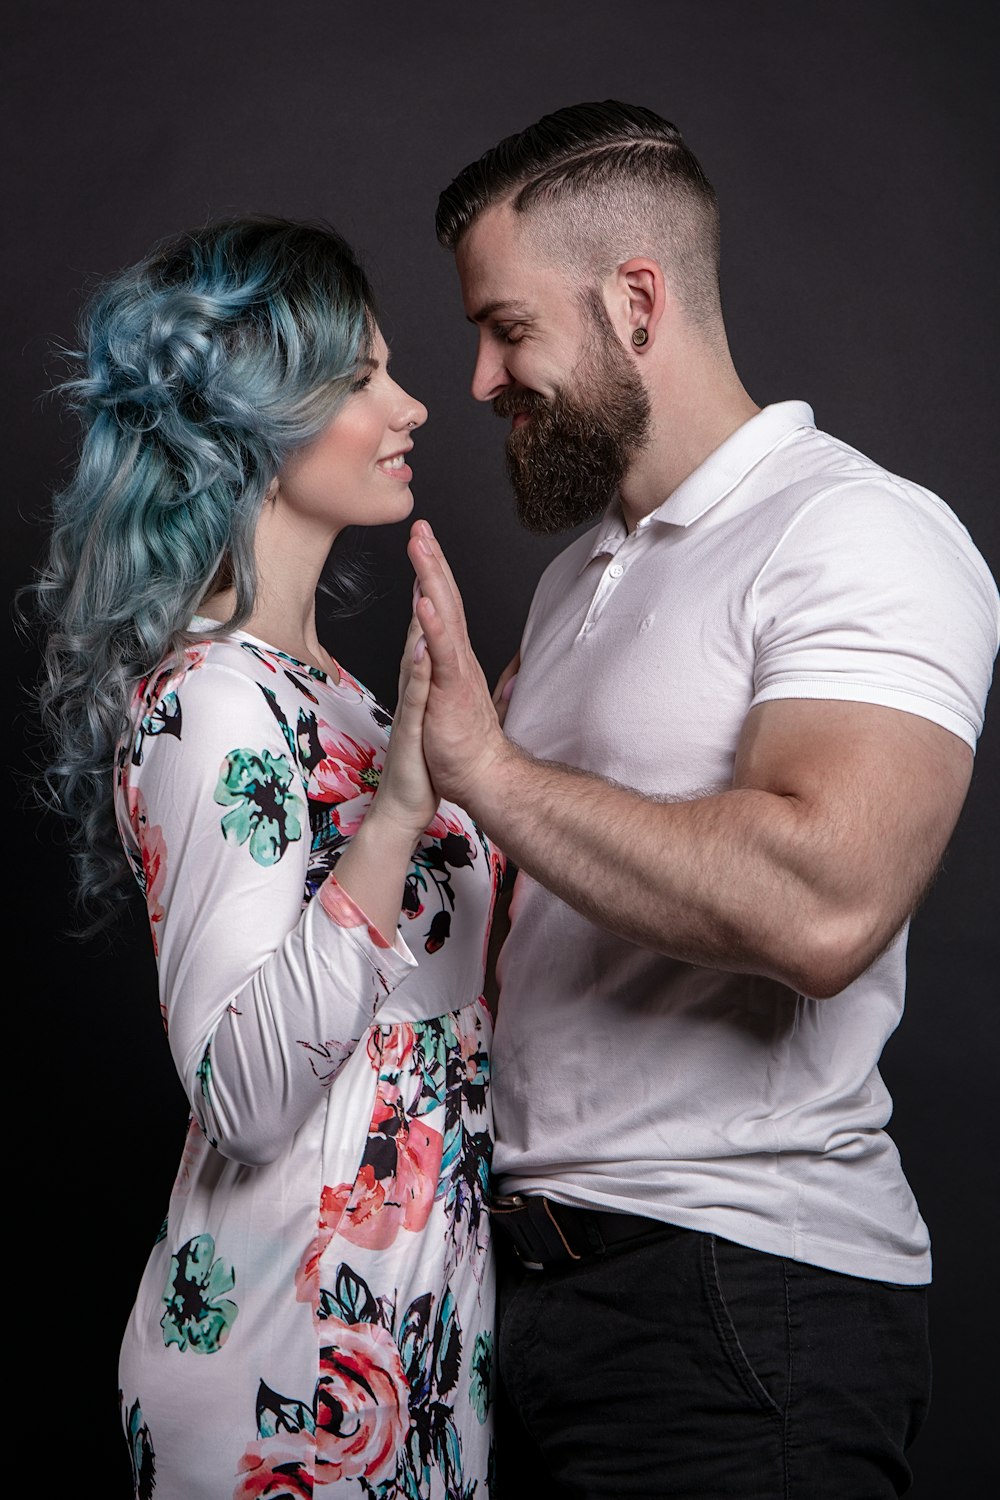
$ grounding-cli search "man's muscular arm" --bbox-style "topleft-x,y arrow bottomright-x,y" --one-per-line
409,521 -> 974,998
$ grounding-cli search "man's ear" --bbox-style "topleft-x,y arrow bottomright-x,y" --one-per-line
610,258 -> 667,351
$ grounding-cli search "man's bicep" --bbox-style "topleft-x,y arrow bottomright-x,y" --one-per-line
733,697 -> 974,923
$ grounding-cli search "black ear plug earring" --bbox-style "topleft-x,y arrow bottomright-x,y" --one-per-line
631,328 -> 648,347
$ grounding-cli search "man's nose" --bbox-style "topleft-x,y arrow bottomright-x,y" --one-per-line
470,344 -> 512,403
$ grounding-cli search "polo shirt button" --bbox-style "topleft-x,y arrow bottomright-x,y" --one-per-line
609,563 -> 624,578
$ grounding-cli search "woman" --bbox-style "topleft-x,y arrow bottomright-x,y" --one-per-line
31,217 -> 504,1498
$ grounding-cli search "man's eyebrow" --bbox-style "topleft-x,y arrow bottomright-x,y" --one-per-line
467,300 -> 531,325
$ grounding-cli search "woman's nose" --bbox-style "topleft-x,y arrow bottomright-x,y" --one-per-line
396,390 -> 428,431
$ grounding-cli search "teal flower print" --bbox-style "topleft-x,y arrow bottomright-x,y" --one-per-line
194,1044 -> 219,1148
469,1330 -> 494,1423
214,747 -> 304,866
160,1233 -> 238,1353
119,1391 -> 156,1500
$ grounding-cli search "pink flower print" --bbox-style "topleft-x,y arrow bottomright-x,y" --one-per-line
135,642 -> 209,712
325,1167 -> 384,1244
139,823 -> 166,954
313,1318 -> 408,1483
308,730 -> 383,835
425,803 -> 466,841
182,641 -> 211,672
332,1083 -> 444,1252
453,1005 -> 486,1087
366,1023 -> 416,1073
295,1184 -> 351,1310
233,1431 -> 314,1498
128,787 -> 167,955
482,845 -> 507,973
332,663 -> 364,698
173,1117 -> 207,1196
318,878 -> 392,949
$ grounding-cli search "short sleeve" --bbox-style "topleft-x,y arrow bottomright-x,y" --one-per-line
749,481 -> 1000,748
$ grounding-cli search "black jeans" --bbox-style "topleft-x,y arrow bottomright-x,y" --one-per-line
495,1221 -> 930,1498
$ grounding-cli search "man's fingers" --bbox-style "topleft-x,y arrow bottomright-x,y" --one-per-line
418,524 -> 463,609
415,592 -> 463,678
408,525 -> 463,617
409,540 -> 465,644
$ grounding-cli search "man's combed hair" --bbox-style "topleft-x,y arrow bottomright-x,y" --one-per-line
436,100 -> 722,327
23,215 -> 377,932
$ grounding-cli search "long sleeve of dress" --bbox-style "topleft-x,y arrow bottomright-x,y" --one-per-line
118,651 -> 417,1166
115,630 -> 503,1499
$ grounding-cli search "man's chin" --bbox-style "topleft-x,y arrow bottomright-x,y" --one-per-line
509,480 -> 611,536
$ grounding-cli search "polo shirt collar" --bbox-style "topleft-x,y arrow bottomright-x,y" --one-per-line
584,401 -> 815,564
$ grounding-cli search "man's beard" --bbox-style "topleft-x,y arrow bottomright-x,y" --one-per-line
493,304 -> 651,536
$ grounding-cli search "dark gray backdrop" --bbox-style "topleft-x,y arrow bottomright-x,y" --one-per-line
6,3 -> 998,1493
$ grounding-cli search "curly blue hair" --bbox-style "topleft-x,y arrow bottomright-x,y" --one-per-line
26,215 -> 377,930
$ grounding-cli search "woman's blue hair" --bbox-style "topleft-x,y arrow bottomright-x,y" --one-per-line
27,215 -> 378,931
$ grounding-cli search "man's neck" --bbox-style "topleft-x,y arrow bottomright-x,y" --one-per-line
619,347 -> 760,531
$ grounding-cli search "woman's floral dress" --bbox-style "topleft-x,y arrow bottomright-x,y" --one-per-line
115,626 -> 504,1500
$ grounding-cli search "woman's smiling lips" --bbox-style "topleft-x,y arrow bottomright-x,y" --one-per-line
376,447 -> 413,481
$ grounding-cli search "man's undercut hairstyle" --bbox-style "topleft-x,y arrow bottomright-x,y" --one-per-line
436,100 -> 722,330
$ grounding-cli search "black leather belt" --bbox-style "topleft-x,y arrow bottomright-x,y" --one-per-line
490,1192 -> 674,1270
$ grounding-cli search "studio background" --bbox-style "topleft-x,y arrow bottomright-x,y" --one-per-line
6,2 -> 997,1493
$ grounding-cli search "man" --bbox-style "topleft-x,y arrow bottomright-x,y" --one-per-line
407,101 -> 999,1497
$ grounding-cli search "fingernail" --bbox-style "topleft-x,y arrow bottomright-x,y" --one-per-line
414,636 -> 426,662
502,676 -> 516,701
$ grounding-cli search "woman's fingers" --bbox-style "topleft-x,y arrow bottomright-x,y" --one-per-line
378,616 -> 437,836
492,651 -> 520,706
492,650 -> 520,727
398,637 -> 431,726
397,606 -> 426,697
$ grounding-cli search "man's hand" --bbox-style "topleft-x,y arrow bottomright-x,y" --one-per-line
407,519 -> 515,811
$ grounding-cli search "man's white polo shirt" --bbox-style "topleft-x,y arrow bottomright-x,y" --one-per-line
495,401 -> 999,1283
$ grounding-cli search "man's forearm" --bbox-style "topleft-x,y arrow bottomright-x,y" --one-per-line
465,739 -> 889,999
408,521 -> 968,997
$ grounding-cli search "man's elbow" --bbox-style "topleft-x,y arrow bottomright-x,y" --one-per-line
782,906 -> 901,1000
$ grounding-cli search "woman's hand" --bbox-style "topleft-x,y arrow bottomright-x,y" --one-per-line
493,651 -> 520,729
331,608 -> 437,941
407,519 -> 513,815
368,604 -> 438,843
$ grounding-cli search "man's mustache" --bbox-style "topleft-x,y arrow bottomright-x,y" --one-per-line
492,388 -> 550,421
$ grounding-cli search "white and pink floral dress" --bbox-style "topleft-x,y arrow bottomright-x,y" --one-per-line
114,625 -> 504,1500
